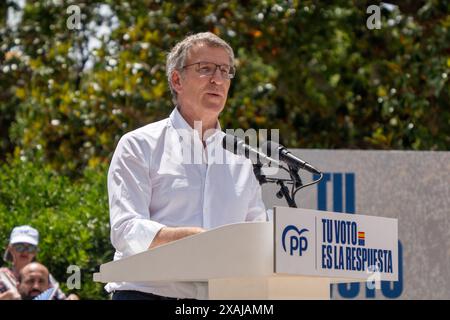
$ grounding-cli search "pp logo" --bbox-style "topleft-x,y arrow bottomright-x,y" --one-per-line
282,225 -> 309,256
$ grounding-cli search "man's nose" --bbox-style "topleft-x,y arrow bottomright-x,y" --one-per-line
210,67 -> 225,84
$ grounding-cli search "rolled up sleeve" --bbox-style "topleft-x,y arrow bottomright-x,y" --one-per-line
108,134 -> 165,257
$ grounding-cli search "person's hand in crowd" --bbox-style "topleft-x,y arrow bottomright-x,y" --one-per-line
0,289 -> 21,300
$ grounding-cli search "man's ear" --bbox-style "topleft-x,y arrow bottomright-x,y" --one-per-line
171,70 -> 183,94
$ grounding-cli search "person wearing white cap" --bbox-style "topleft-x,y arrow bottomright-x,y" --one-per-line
0,225 -> 39,300
0,225 -> 80,300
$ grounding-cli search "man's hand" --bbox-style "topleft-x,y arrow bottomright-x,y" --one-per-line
0,289 -> 21,300
149,227 -> 205,249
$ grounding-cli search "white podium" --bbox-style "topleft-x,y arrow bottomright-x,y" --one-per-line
94,211 -> 393,299
94,222 -> 334,299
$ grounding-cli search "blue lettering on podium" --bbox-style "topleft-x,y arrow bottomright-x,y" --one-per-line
366,241 -> 403,298
316,172 -> 403,299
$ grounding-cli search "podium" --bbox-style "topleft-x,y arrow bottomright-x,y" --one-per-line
94,207 -> 398,299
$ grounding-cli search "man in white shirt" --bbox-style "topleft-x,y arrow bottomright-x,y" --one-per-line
106,32 -> 267,300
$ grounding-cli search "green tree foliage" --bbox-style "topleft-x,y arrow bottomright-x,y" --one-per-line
0,1 -> 448,172
0,157 -> 112,299
0,0 -> 448,299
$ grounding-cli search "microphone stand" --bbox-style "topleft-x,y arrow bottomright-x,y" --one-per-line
252,163 -> 298,208
276,180 -> 297,208
252,163 -> 267,185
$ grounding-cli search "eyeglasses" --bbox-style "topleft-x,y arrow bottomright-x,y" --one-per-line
181,61 -> 236,79
12,243 -> 37,254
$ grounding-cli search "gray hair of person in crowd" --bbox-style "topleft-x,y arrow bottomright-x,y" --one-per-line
165,32 -> 235,105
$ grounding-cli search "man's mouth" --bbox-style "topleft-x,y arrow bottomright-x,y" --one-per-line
206,92 -> 223,98
30,290 -> 42,297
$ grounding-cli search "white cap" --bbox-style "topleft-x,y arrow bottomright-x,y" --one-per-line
9,225 -> 39,246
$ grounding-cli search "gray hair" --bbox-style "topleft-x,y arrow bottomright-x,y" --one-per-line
166,32 -> 235,105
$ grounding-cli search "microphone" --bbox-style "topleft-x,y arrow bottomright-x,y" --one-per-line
222,134 -> 279,166
263,141 -> 321,175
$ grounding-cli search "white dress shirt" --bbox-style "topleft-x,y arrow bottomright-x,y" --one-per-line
105,107 -> 267,299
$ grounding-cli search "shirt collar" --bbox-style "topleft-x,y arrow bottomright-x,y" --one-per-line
169,106 -> 222,144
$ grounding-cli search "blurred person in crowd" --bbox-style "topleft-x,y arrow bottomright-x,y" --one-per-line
17,262 -> 56,300
0,225 -> 39,300
0,225 -> 78,300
